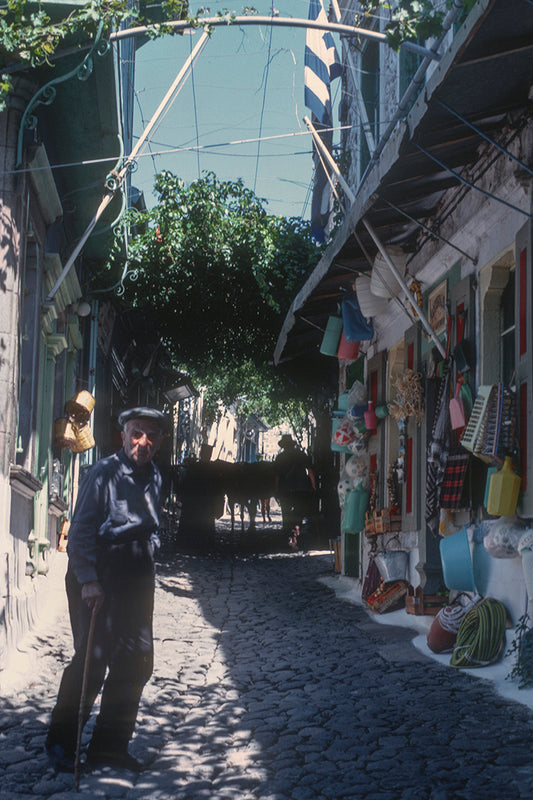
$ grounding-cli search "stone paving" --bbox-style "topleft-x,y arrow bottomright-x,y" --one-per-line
2,515 -> 533,799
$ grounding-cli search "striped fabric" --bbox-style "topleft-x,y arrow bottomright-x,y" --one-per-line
304,0 -> 342,126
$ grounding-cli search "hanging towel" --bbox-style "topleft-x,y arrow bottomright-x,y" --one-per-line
341,291 -> 374,342
425,361 -> 452,535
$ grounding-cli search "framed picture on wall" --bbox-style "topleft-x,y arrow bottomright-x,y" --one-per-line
428,280 -> 447,336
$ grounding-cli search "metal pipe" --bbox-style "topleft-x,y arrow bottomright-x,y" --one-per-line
383,198 -> 477,264
362,217 -> 446,357
357,0 -> 466,193
305,116 -> 446,357
436,99 -> 533,179
304,115 -> 355,203
413,141 -> 533,220
108,16 -> 441,61
45,31 -> 209,303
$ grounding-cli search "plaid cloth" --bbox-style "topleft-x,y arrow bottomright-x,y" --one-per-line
440,453 -> 470,509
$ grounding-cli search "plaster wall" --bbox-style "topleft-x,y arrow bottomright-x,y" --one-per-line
0,81 -> 33,667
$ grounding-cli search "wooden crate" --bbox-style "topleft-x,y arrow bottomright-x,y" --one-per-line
405,585 -> 447,616
366,580 -> 407,613
329,537 -> 342,573
365,511 -> 375,535
369,509 -> 402,535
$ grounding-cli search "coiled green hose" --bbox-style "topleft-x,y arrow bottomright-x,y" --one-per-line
450,598 -> 507,668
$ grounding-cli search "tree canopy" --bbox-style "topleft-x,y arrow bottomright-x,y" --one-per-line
104,171 -> 323,423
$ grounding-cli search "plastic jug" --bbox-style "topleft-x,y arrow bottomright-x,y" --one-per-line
486,457 -> 521,517
341,487 -> 370,534
320,316 -> 343,356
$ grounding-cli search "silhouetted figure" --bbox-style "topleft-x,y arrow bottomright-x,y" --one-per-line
274,435 -> 316,550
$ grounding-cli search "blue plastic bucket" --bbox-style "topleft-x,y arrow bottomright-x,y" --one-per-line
439,527 -> 476,591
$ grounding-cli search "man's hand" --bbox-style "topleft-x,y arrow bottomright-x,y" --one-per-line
81,580 -> 105,612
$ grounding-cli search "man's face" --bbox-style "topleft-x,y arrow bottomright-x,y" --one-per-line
122,418 -> 162,467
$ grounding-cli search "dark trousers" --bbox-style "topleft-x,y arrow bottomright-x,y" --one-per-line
47,540 -> 155,755
279,492 -> 313,535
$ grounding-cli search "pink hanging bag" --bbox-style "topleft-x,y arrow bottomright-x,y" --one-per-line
449,382 -> 466,430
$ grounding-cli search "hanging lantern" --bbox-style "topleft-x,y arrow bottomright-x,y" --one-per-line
370,246 -> 407,298
355,276 -> 389,317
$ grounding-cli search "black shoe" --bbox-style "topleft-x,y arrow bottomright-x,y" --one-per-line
86,748 -> 144,772
45,741 -> 75,773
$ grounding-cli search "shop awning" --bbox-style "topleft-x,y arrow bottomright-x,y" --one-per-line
275,0 -> 533,365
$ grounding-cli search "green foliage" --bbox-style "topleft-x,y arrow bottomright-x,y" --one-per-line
105,171 -> 322,421
506,613 -> 533,689
0,0 -> 189,110
355,0 -> 477,50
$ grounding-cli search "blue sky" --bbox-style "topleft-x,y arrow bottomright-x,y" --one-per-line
132,0 -> 341,219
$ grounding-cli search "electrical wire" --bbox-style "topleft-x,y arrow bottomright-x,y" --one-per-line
189,33 -> 202,179
413,142 -> 533,220
253,6 -> 275,193
4,126 -> 349,178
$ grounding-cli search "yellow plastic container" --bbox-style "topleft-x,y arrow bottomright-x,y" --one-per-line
486,456 -> 521,517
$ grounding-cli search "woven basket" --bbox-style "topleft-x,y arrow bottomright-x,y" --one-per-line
54,418 -> 77,450
72,423 -> 95,453
65,390 -> 95,422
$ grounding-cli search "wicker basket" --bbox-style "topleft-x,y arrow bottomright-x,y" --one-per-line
65,390 -> 95,422
54,418 -> 77,450
72,423 -> 95,453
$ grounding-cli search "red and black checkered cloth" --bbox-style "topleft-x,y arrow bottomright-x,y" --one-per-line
440,453 -> 470,509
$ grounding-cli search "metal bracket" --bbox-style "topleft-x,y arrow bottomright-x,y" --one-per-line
16,21 -> 108,169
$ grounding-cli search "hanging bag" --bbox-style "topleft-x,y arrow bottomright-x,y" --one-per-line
362,556 -> 382,603
320,315 -> 343,356
449,382 -> 466,430
341,291 -> 374,341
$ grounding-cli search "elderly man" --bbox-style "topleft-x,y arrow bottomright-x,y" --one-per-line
45,407 -> 166,773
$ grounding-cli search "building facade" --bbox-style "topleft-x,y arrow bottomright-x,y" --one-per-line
277,0 -> 533,623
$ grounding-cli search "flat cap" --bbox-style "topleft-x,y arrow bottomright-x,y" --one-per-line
118,407 -> 168,429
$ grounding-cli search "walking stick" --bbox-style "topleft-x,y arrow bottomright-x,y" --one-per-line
74,604 -> 98,791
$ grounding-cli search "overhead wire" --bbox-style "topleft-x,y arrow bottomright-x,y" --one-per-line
189,33 -> 202,179
3,126 -> 349,178
253,6 -> 275,193
413,142 -> 533,220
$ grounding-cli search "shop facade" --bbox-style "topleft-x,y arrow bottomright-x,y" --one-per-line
276,0 -> 533,624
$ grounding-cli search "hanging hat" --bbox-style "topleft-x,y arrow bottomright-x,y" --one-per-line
118,407 -> 168,430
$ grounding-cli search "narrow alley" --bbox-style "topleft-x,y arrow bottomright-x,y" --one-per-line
2,516 -> 533,800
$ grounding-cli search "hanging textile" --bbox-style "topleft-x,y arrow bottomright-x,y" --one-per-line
425,360 -> 452,536
341,291 -> 374,342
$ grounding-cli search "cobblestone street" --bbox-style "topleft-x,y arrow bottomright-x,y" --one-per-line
2,515 -> 533,799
